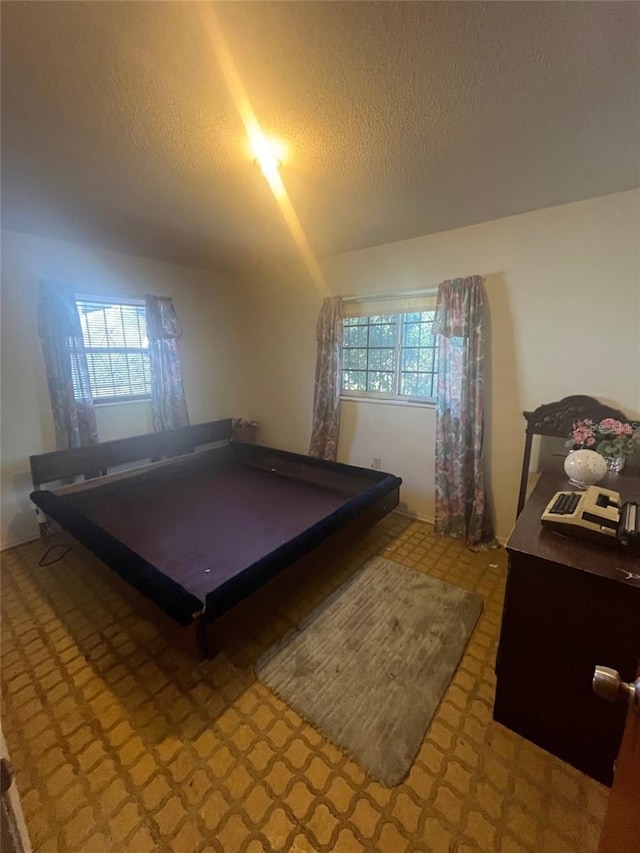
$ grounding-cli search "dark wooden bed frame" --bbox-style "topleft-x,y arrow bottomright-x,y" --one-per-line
30,419 -> 402,657
30,419 -> 233,489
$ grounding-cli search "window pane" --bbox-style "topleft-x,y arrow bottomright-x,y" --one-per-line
400,374 -> 417,396
418,349 -> 435,371
75,297 -> 150,400
353,326 -> 368,346
85,351 -> 151,398
399,309 -> 437,399
342,370 -> 367,391
415,374 -> 434,398
419,327 -> 435,347
82,307 -> 109,348
86,352 -> 116,398
368,350 -> 381,370
345,349 -> 367,369
368,325 -> 382,347
341,310 -> 436,401
379,348 -> 395,370
403,323 -> 421,347
367,371 -> 394,393
124,353 -> 150,395
77,300 -> 147,350
343,326 -> 360,347
402,348 -> 419,372
105,306 -> 126,346
379,323 -> 396,346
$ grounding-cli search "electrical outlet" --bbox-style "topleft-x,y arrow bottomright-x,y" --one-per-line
372,457 -> 382,470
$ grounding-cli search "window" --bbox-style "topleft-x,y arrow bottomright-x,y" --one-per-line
341,295 -> 438,402
74,296 -> 151,403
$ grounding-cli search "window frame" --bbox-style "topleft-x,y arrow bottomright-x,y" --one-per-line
74,294 -> 152,406
340,308 -> 439,405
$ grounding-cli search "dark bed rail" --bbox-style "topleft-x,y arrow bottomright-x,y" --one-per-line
30,418 -> 233,488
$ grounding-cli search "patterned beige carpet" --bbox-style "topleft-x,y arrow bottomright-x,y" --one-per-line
1,514 -> 608,852
257,557 -> 483,787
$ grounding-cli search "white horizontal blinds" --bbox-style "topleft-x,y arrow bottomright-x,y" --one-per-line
342,291 -> 437,318
75,297 -> 151,401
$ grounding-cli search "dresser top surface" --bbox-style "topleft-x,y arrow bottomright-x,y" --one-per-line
507,469 -> 640,589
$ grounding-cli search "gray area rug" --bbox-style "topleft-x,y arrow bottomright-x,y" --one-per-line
256,556 -> 483,787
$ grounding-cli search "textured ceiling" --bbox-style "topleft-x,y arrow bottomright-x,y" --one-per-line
2,1 -> 639,274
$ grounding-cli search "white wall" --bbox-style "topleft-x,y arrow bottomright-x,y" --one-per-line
4,191 -> 638,548
241,190 -> 640,542
0,229 -> 249,548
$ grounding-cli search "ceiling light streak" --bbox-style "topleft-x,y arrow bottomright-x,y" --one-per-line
198,6 -> 327,294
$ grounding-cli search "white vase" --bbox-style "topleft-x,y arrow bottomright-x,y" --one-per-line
563,449 -> 608,488
604,454 -> 626,473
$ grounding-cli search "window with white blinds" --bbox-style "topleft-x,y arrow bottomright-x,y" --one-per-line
74,296 -> 151,403
341,291 -> 438,402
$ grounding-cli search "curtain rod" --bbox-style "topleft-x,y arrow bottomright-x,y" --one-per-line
342,287 -> 437,303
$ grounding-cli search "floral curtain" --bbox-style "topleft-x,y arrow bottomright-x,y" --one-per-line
433,276 -> 495,549
145,295 -> 190,432
309,296 -> 343,460
37,281 -> 99,450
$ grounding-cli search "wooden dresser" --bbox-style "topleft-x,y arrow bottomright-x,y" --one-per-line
494,469 -> 640,785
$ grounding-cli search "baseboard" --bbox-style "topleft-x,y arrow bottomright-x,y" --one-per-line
392,509 -> 508,548
393,508 -> 434,526
1,534 -> 39,553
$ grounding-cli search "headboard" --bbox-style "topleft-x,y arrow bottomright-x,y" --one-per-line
30,418 -> 233,489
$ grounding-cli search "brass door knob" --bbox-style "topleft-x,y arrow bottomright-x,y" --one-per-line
593,666 -> 640,713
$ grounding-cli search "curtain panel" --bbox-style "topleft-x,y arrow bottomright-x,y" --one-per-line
433,276 -> 495,549
145,295 -> 190,432
37,281 -> 99,450
309,296 -> 343,460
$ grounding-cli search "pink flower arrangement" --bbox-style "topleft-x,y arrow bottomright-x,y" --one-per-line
567,418 -> 638,459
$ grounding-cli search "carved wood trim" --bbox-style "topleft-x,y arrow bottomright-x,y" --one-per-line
524,395 -> 629,439
516,395 -> 635,518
